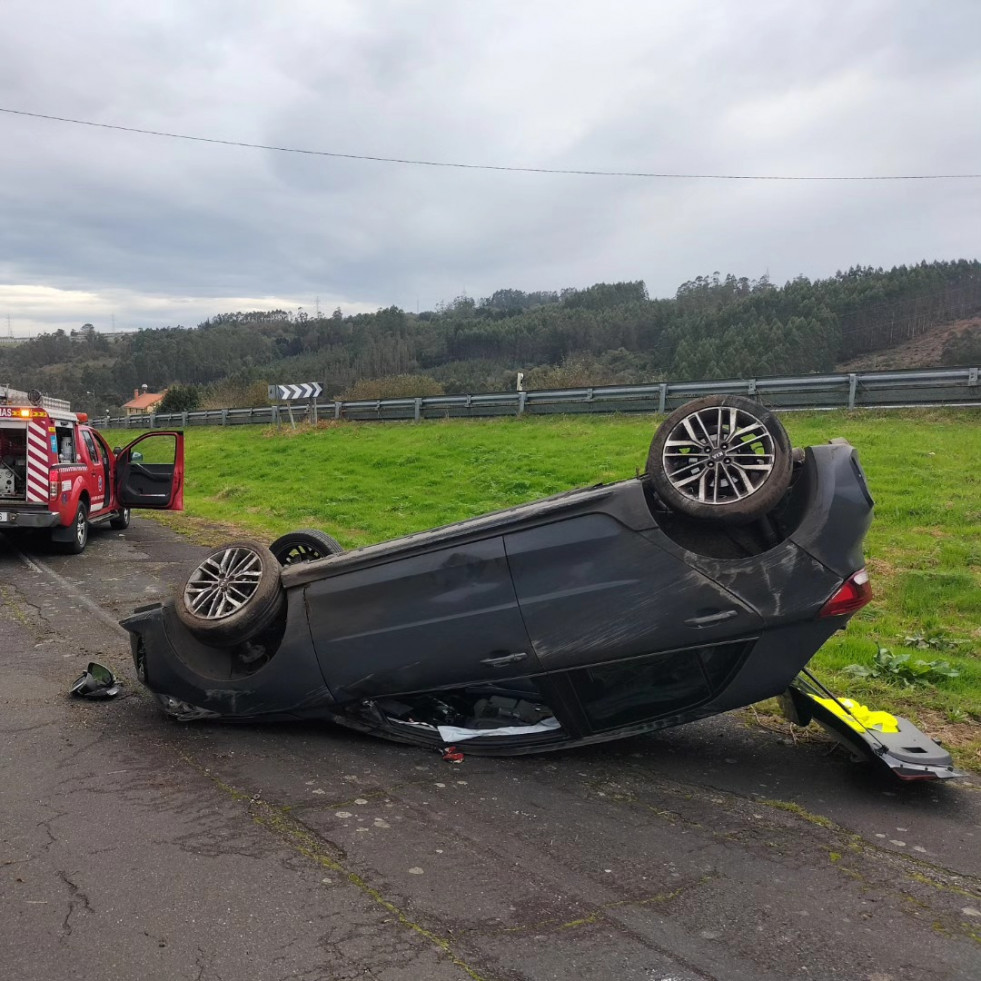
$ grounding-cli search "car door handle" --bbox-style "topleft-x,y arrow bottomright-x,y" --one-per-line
480,652 -> 529,667
684,609 -> 739,627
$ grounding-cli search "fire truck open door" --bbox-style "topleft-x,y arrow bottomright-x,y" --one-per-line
115,431 -> 185,510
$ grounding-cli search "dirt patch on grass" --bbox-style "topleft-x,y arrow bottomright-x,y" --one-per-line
910,708 -> 981,748
261,421 -> 347,438
144,510 -> 261,547
866,556 -> 900,580
836,318 -> 981,372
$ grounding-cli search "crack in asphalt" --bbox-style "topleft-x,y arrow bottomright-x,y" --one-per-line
0,722 -> 60,735
0,581 -> 49,632
13,548 -> 129,638
0,582 -> 35,626
35,813 -> 62,856
57,869 -> 93,939
460,877 -> 711,939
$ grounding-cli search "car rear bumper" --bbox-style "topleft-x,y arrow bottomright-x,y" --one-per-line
783,679 -> 961,781
0,508 -> 60,529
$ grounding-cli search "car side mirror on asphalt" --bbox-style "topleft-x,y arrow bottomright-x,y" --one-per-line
69,662 -> 121,699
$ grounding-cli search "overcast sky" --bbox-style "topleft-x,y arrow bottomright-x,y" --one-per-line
1,0 -> 979,336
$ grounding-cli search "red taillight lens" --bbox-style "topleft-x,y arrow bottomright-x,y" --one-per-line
819,568 -> 872,618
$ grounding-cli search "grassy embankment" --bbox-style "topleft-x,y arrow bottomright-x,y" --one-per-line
125,408 -> 981,767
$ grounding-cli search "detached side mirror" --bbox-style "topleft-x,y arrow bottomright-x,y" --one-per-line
70,662 -> 121,699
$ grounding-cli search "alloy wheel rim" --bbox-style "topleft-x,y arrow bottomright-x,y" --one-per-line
661,405 -> 776,505
281,543 -> 322,566
183,546 -> 264,620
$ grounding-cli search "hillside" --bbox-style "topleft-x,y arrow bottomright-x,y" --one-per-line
836,317 -> 981,372
2,260 -> 979,417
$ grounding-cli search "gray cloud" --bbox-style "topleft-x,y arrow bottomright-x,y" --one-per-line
1,0 -> 978,335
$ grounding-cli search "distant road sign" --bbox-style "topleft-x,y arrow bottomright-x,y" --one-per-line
268,383 -> 323,401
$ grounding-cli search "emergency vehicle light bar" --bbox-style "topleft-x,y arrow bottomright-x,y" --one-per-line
4,407 -> 48,418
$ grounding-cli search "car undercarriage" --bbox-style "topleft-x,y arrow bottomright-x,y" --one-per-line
121,397 -> 960,780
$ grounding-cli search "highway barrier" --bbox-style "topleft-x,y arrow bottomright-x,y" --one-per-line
100,366 -> 981,430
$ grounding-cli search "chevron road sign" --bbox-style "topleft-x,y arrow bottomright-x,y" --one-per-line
267,382 -> 323,401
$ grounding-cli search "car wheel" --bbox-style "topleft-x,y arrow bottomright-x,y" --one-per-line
61,501 -> 90,554
110,507 -> 131,530
269,528 -> 344,566
175,541 -> 285,647
646,395 -> 793,524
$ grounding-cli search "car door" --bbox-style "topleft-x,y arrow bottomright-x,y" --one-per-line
306,536 -> 541,702
78,428 -> 111,515
505,513 -> 763,667
114,431 -> 185,510
504,512 -> 764,730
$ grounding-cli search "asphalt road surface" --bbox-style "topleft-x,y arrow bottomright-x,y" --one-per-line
2,519 -> 980,981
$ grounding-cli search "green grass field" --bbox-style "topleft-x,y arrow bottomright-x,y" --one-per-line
124,407 -> 981,767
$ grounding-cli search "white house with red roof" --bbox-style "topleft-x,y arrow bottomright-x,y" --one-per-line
122,385 -> 168,417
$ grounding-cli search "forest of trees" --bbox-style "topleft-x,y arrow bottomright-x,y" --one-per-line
2,260 -> 979,417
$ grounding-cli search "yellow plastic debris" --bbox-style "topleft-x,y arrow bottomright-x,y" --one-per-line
807,695 -> 900,734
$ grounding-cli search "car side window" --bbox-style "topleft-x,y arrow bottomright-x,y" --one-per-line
567,641 -> 750,731
55,426 -> 75,462
93,430 -> 116,460
81,429 -> 102,463
127,435 -> 177,467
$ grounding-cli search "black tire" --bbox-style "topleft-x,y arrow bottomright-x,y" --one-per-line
110,507 -> 131,530
646,395 -> 792,525
269,528 -> 344,566
175,541 -> 285,647
61,501 -> 90,554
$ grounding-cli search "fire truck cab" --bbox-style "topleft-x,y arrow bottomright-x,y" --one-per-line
0,389 -> 184,553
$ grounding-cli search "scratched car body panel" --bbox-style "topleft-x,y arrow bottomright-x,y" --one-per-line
120,400 -> 958,779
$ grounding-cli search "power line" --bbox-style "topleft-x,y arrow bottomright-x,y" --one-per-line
2,106 -> 979,181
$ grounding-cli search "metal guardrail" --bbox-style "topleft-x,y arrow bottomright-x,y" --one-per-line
98,366 -> 981,430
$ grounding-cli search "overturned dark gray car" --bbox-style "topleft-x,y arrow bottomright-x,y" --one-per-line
122,397 -> 958,780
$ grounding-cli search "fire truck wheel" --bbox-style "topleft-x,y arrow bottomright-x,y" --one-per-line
269,529 -> 344,566
110,507 -> 131,530
62,502 -> 90,554
176,541 -> 285,647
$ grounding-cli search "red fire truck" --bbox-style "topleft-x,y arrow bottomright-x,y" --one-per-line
0,388 -> 184,553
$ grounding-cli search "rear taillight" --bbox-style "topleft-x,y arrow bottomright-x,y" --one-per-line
49,477 -> 59,499
819,568 -> 872,618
